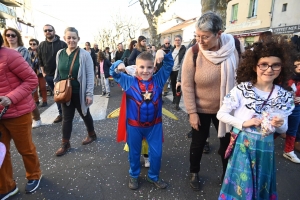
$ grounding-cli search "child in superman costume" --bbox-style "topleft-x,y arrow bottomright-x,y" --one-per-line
110,51 -> 173,190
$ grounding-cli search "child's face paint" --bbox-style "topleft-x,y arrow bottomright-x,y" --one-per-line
136,59 -> 155,80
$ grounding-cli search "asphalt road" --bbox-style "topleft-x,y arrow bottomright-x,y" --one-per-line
8,84 -> 300,200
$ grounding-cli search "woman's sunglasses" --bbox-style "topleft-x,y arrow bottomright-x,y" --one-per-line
29,43 -> 37,46
5,34 -> 16,38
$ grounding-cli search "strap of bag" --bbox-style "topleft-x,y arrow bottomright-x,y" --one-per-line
192,43 -> 199,67
68,48 -> 79,79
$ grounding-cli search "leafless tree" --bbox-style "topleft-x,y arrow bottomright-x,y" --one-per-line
201,0 -> 229,29
138,0 -> 176,47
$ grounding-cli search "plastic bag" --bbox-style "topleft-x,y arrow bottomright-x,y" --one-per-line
260,108 -> 287,137
0,142 -> 6,168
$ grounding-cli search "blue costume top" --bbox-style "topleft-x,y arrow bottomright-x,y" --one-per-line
110,53 -> 174,127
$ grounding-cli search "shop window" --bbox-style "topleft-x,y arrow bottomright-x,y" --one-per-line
248,0 -> 258,18
245,36 -> 255,48
282,3 -> 287,12
231,4 -> 239,21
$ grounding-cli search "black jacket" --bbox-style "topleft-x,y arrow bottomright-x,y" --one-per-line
84,48 -> 97,68
128,48 -> 142,65
114,50 -> 124,62
38,35 -> 67,76
97,58 -> 112,78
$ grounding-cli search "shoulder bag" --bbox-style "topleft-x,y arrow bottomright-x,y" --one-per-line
54,48 -> 79,103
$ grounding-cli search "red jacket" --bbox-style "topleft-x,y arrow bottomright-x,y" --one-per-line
0,47 -> 38,119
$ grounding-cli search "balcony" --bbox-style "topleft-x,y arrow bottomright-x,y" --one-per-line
0,2 -> 16,18
0,0 -> 22,7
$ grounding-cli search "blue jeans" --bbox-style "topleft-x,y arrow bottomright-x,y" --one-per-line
286,105 -> 300,142
44,75 -> 62,115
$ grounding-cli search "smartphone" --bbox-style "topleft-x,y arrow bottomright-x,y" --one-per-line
163,49 -> 170,54
176,86 -> 181,93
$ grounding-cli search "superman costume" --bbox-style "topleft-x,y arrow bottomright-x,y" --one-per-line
110,53 -> 174,181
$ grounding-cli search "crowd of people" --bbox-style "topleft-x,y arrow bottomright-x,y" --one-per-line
0,10 -> 300,200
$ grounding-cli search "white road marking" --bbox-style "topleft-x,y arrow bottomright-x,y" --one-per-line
39,95 -> 108,125
79,95 -> 109,121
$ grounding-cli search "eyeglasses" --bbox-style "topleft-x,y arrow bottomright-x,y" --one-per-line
257,63 -> 282,71
5,34 -> 16,38
29,43 -> 37,46
195,34 -> 216,41
44,29 -> 53,33
165,43 -> 170,45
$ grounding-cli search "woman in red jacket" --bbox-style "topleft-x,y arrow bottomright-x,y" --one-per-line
0,34 -> 42,199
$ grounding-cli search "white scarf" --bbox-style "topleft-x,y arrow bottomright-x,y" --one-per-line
200,33 -> 238,137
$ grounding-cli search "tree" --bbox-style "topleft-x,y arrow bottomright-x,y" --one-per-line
201,0 -> 229,29
138,0 -> 176,47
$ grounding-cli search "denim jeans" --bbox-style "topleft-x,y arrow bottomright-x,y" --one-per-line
44,75 -> 62,115
287,105 -> 300,142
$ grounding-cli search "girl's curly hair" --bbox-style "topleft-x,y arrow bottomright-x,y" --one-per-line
236,35 -> 297,91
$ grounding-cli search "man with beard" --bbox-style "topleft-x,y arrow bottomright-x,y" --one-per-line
38,24 -> 67,123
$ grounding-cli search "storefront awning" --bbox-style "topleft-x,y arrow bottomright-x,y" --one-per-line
271,24 -> 300,35
227,27 -> 271,38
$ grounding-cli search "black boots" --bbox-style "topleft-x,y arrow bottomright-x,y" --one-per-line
190,173 -> 200,191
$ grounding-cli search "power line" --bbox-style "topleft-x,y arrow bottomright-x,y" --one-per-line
128,0 -> 139,7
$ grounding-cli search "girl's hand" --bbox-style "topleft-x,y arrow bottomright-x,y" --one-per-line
242,118 -> 262,128
271,116 -> 284,128
189,113 -> 200,131
294,97 -> 300,104
86,96 -> 93,105
176,82 -> 181,90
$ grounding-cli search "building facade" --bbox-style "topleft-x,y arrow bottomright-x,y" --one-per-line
0,0 -> 34,47
225,0 -> 273,47
270,0 -> 300,36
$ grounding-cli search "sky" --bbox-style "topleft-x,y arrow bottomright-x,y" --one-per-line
32,0 -> 201,46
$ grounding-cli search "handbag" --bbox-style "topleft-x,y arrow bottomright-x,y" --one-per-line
54,48 -> 79,103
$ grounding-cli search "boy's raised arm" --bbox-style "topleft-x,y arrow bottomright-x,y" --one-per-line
110,60 -> 134,91
154,51 -> 174,88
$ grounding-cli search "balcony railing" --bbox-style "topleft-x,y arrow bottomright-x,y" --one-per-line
0,2 -> 16,19
0,0 -> 22,7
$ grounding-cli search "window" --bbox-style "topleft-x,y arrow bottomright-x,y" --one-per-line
282,3 -> 287,12
248,0 -> 258,17
245,37 -> 254,48
231,4 -> 239,21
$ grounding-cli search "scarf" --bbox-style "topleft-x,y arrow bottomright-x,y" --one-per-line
200,33 -> 238,137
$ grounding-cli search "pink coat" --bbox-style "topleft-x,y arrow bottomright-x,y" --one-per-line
0,47 -> 38,119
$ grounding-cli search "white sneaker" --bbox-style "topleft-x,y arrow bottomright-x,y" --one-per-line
144,157 -> 150,168
32,120 -> 42,128
283,151 -> 300,163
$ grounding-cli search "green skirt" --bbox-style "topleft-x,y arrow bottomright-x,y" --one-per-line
219,128 -> 278,200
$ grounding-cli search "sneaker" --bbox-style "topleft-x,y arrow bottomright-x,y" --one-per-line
128,177 -> 138,190
144,157 -> 150,168
0,186 -> 19,200
40,102 -> 48,107
283,151 -> 300,163
146,176 -> 167,189
106,93 -> 110,98
32,120 -> 42,128
203,142 -> 210,154
100,92 -> 106,97
25,175 -> 42,193
53,115 -> 62,123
